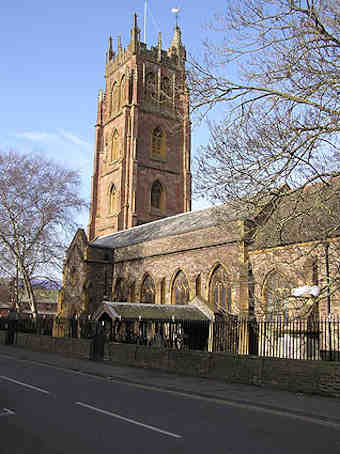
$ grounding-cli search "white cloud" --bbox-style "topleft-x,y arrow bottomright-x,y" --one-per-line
57,129 -> 92,148
16,131 -> 57,142
16,130 -> 92,149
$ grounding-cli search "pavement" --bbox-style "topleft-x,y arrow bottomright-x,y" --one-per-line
1,343 -> 340,426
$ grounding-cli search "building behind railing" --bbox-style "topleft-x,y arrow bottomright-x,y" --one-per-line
1,314 -> 340,361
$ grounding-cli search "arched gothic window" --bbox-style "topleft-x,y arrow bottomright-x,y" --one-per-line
264,271 -> 292,320
151,180 -> 165,211
161,76 -> 172,103
171,271 -> 189,305
151,127 -> 166,158
111,129 -> 119,161
110,82 -> 118,115
129,281 -> 136,302
209,265 -> 231,313
113,278 -> 126,302
141,275 -> 155,304
109,184 -> 117,214
196,274 -> 202,298
145,72 -> 157,101
120,75 -> 126,109
160,278 -> 166,305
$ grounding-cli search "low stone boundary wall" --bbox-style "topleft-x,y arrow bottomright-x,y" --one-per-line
5,332 -> 91,360
2,331 -> 340,398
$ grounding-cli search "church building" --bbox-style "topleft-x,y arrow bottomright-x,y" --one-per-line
59,14 -> 340,344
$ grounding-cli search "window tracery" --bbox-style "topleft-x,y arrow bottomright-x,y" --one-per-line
171,271 -> 189,305
111,129 -> 119,161
209,265 -> 231,313
110,82 -> 118,115
161,77 -> 171,104
141,275 -> 155,304
151,180 -> 165,212
120,75 -> 126,109
109,184 -> 118,214
113,278 -> 126,302
264,271 -> 292,320
145,72 -> 157,101
196,274 -> 202,297
160,278 -> 166,305
129,281 -> 136,302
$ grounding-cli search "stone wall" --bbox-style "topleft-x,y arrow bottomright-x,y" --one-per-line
112,221 -> 243,308
4,332 -> 340,398
11,332 -> 91,360
249,239 -> 340,318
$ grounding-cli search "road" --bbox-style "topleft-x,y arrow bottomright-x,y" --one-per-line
0,355 -> 340,454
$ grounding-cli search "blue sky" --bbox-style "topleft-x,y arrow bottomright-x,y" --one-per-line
1,0 -> 227,229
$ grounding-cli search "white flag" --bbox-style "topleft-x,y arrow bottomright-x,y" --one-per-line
172,8 -> 179,13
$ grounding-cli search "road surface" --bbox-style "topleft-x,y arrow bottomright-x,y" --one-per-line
0,354 -> 340,453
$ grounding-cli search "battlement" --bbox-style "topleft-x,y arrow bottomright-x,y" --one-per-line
105,13 -> 186,74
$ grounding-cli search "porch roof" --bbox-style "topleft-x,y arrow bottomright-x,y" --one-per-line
93,301 -> 213,322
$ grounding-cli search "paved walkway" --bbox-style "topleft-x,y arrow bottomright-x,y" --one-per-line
1,344 -> 340,425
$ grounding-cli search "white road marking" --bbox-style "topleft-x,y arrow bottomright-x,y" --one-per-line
0,408 -> 15,417
1,354 -> 340,430
0,375 -> 50,395
75,401 -> 182,439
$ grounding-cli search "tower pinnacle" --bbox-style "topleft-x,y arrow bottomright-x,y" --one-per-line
107,36 -> 113,61
129,12 -> 140,54
168,24 -> 186,64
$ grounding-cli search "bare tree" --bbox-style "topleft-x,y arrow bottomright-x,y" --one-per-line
189,0 -> 340,316
0,150 -> 87,316
190,0 -> 339,198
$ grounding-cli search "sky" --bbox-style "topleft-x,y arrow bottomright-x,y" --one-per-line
0,0 -> 227,229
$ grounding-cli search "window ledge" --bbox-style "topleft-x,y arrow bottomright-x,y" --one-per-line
150,155 -> 167,163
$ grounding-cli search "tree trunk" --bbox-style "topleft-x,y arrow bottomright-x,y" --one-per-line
18,263 -> 38,318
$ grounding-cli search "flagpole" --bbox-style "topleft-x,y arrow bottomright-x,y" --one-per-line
144,0 -> 148,44
171,7 -> 180,27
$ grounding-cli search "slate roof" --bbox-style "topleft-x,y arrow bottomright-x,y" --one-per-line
93,301 -> 212,321
91,204 -> 245,249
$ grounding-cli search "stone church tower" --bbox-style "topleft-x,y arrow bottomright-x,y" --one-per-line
88,14 -> 191,241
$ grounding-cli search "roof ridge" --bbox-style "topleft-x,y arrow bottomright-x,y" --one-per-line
91,205 -> 216,244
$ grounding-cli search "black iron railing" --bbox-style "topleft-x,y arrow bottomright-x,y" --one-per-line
1,315 -> 340,360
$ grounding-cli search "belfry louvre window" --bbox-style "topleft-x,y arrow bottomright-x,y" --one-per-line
172,271 -> 189,305
209,265 -> 231,313
141,275 -> 155,304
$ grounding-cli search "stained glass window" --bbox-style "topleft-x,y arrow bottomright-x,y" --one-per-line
209,265 -> 231,313
141,275 -> 155,304
172,271 -> 189,305
264,271 -> 292,320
